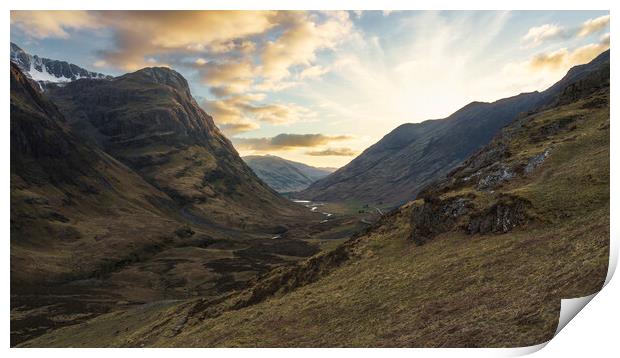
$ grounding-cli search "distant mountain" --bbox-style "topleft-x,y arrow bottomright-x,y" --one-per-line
10,42 -> 112,89
301,50 -> 611,207
243,155 -> 335,192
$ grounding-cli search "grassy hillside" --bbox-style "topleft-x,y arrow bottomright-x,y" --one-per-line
21,56 -> 609,347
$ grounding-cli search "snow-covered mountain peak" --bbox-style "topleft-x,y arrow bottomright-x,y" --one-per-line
10,42 -> 112,90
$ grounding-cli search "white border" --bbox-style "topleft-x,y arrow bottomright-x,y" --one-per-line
3,1 -> 617,356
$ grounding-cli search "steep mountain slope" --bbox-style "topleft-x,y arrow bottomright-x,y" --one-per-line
11,62 -> 179,286
10,61 -> 195,342
301,50 -> 610,207
243,155 -> 334,192
10,42 -> 112,89
23,51 -> 609,347
10,63 -> 322,346
46,67 -> 305,230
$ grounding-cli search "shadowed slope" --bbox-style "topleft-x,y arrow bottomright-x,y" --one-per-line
47,67 -> 307,231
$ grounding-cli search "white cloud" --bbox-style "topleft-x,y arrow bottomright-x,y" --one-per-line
578,15 -> 610,37
521,23 -> 564,47
11,10 -> 100,39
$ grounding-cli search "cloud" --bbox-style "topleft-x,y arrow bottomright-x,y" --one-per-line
501,37 -> 609,95
97,11 -> 279,70
306,147 -> 358,156
521,24 -> 564,47
298,65 -> 330,80
11,10 -> 354,94
218,121 -> 260,134
232,133 -> 352,152
11,10 -> 100,39
261,11 -> 353,80
198,60 -> 256,94
201,95 -> 316,135
243,103 -> 314,124
147,11 -> 351,94
522,14 -> 610,48
528,41 -> 609,71
600,33 -> 610,46
578,15 -> 610,37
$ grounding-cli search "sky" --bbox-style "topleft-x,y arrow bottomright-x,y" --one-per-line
10,10 -> 610,168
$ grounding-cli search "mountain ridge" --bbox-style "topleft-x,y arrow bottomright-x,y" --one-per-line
45,65 -> 306,231
10,42 -> 112,89
301,50 -> 610,207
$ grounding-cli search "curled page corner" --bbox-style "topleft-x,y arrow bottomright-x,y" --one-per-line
554,293 -> 598,335
505,234 -> 617,356
504,341 -> 548,356
553,229 -> 618,336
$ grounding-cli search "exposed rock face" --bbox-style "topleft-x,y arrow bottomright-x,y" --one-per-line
46,67 -> 304,228
48,67 -> 221,147
524,149 -> 552,175
530,116 -> 578,143
467,196 -> 529,234
10,62 -> 104,185
409,196 -> 472,245
476,166 -> 515,190
409,194 -> 529,245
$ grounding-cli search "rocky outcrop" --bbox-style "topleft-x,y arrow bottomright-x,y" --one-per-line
476,166 -> 516,190
524,149 -> 552,175
467,196 -> 529,234
409,193 -> 530,245
409,196 -> 472,245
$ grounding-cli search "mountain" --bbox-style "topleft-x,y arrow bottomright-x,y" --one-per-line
10,63 -> 325,346
23,49 -> 609,348
10,61 -> 178,284
243,155 -> 335,192
301,50 -> 610,207
10,42 -> 112,89
45,66 -> 305,230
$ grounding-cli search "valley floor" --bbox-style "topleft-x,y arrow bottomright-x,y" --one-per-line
18,206 -> 609,347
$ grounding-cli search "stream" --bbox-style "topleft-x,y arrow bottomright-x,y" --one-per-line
291,199 -> 333,223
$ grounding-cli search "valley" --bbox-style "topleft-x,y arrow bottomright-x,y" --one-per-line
9,60 -> 368,346
9,32 -> 610,348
